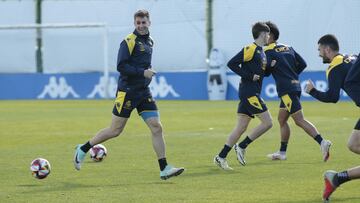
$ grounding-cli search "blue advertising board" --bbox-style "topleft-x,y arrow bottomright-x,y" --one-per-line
0,71 -> 351,101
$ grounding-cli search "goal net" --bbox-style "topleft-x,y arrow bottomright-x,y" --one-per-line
0,23 -> 109,77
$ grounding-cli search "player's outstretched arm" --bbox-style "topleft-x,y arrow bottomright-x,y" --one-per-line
307,70 -> 342,103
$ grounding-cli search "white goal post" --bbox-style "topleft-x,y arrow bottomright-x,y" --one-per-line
0,22 -> 110,98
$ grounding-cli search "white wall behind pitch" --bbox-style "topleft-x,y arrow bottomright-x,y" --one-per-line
1,0 -> 359,73
0,1 -> 36,73
42,0 -> 206,73
213,0 -> 360,71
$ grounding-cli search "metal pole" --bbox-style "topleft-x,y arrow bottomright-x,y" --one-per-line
35,0 -> 43,73
206,0 -> 213,58
103,25 -> 110,98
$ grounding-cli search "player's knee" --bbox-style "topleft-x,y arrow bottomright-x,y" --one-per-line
347,141 -> 360,154
294,118 -> 305,127
278,117 -> 287,126
150,121 -> 163,135
237,127 -> 247,135
111,126 -> 124,137
268,121 -> 273,129
236,124 -> 248,134
264,119 -> 273,130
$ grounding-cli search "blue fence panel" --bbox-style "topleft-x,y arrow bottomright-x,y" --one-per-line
0,71 -> 351,100
0,71 -> 208,100
226,71 -> 351,101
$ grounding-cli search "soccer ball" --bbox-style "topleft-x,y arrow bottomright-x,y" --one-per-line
89,144 -> 107,162
30,158 -> 51,179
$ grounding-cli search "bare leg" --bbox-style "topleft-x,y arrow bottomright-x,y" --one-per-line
247,111 -> 273,141
145,117 -> 166,159
214,114 -> 251,169
322,130 -> 360,200
291,110 -> 319,138
143,115 -> 184,178
74,115 -> 127,171
225,114 -> 252,147
89,114 -> 128,146
323,166 -> 360,200
267,109 -> 289,159
278,108 -> 291,142
347,130 -> 360,154
347,166 -> 360,179
233,111 -> 272,165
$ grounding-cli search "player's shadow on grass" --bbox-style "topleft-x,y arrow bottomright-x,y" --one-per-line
285,196 -> 360,203
85,160 -> 103,164
275,198 -> 321,203
143,181 -> 175,185
179,165 -> 242,179
18,182 -> 99,194
18,180 -> 175,194
329,196 -> 360,202
17,184 -> 42,187
249,159 -> 321,166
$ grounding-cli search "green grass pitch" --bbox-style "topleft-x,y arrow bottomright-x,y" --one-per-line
0,100 -> 359,202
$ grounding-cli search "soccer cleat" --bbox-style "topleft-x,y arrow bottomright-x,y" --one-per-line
160,165 -> 185,180
73,144 -> 86,170
267,151 -> 287,160
320,140 -> 332,162
213,155 -> 233,170
323,170 -> 338,202
234,144 -> 246,166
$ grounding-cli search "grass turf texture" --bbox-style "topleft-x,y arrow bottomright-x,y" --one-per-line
0,100 -> 359,202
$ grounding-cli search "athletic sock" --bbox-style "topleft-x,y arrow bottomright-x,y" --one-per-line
314,134 -> 323,145
280,141 -> 288,153
218,144 -> 232,158
239,136 -> 253,149
158,158 -> 168,171
337,171 -> 350,186
80,141 -> 92,153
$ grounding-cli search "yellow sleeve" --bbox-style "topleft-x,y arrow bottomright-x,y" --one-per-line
243,44 -> 257,62
124,33 -> 137,55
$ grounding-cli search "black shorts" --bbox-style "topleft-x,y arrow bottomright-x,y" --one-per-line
355,119 -> 360,130
112,90 -> 158,118
279,92 -> 302,114
238,95 -> 268,118
347,90 -> 360,107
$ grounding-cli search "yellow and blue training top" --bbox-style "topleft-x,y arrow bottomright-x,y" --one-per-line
116,29 -> 154,91
344,53 -> 360,105
227,43 -> 267,99
309,54 -> 357,103
264,42 -> 307,97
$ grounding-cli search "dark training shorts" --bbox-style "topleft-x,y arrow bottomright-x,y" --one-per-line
355,119 -> 360,130
112,90 -> 158,118
279,91 -> 302,114
238,95 -> 268,118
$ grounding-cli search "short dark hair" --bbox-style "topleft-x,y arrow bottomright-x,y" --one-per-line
265,21 -> 279,41
134,9 -> 150,20
252,22 -> 270,39
318,34 -> 339,51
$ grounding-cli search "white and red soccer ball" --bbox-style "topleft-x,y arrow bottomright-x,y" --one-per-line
30,158 -> 51,179
89,144 -> 107,162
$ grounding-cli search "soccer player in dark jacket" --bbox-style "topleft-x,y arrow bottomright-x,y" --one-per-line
73,10 -> 184,180
265,21 -> 332,162
214,22 -> 273,170
305,34 -> 360,202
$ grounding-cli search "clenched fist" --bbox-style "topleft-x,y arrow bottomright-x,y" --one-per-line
144,69 -> 156,79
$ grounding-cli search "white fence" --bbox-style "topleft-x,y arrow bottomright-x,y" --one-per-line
0,0 -> 359,73
213,0 -> 360,71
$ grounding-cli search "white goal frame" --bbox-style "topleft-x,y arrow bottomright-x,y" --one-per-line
0,23 -> 110,98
